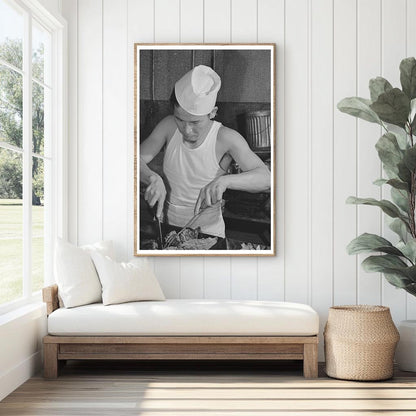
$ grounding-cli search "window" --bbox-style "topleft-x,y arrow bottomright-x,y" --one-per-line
0,0 -> 66,312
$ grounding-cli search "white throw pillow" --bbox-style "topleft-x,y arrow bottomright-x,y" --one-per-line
54,239 -> 114,308
90,252 -> 165,306
81,240 -> 115,259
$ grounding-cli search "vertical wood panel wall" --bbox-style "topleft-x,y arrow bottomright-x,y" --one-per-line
62,0 -> 416,357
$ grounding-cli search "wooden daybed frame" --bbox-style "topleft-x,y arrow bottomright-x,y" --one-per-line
42,285 -> 319,379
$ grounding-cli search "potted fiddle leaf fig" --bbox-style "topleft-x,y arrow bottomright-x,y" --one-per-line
337,57 -> 416,371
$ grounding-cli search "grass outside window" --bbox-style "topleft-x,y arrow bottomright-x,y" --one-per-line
0,199 -> 44,305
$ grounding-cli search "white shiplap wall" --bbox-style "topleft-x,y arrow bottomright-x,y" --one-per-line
61,0 -> 416,356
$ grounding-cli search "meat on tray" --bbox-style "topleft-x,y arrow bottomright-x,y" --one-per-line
164,227 -> 218,250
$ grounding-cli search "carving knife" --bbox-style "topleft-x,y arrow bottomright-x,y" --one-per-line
153,203 -> 163,249
156,216 -> 163,249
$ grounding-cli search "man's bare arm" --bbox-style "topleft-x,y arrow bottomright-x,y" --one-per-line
140,116 -> 174,164
139,116 -> 174,217
195,127 -> 270,213
140,156 -> 161,186
222,127 -> 270,191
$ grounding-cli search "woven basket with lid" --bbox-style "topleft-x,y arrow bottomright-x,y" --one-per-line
324,305 -> 399,381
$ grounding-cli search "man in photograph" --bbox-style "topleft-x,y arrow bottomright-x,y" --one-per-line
140,64 -> 270,239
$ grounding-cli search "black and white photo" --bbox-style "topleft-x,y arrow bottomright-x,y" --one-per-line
134,44 -> 275,256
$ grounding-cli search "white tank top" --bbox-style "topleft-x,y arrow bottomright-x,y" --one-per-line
163,120 -> 225,237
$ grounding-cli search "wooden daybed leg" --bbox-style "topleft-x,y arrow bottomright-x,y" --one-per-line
44,343 -> 59,379
303,342 -> 318,379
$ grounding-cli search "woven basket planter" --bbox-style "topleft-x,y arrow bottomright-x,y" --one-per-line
324,305 -> 399,381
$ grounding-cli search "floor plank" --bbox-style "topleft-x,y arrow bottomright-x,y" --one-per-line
1,361 -> 416,415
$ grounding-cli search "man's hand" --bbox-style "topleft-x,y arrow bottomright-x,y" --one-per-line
194,176 -> 227,215
144,174 -> 166,218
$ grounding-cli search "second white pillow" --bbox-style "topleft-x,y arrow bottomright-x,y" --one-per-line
90,253 -> 165,306
55,239 -> 115,308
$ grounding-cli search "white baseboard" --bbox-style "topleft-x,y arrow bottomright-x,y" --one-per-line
0,351 -> 42,402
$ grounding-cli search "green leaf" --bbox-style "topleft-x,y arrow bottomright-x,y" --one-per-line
412,99 -> 416,132
346,196 -> 405,219
391,187 -> 409,213
375,132 -> 404,173
403,265 -> 416,282
397,240 -> 416,264
394,130 -> 410,150
373,178 -> 388,186
384,166 -> 400,180
374,177 -> 409,191
368,77 -> 393,102
370,88 -> 410,127
362,254 -> 408,272
400,57 -> 416,100
347,233 -> 404,256
410,98 -> 416,124
403,146 -> 416,172
404,283 -> 416,296
383,271 -> 412,288
369,77 -> 393,102
404,241 -> 416,264
397,161 -> 412,185
337,97 -> 383,125
361,255 -> 416,287
386,179 -> 410,191
389,218 -> 410,241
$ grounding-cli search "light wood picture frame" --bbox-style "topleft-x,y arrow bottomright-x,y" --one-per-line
134,44 -> 275,256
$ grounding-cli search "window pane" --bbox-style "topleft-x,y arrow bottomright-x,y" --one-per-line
0,0 -> 24,70
32,156 -> 43,293
32,81 -> 44,155
0,64 -> 23,148
32,20 -> 51,85
0,147 -> 23,305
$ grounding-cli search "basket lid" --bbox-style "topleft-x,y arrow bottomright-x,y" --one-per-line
330,305 -> 390,313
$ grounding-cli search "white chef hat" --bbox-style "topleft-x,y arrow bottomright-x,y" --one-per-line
174,65 -> 221,116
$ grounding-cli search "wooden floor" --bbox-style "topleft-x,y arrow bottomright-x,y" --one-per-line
1,360 -> 416,415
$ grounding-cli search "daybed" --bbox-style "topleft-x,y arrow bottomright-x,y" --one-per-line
42,284 -> 319,379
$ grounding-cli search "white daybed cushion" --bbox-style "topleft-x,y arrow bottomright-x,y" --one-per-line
55,239 -> 114,308
47,299 -> 319,336
90,253 -> 165,305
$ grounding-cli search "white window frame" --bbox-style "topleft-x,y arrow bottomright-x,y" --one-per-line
0,0 -> 67,315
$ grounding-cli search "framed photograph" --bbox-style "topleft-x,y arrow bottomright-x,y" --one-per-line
134,44 -> 275,256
